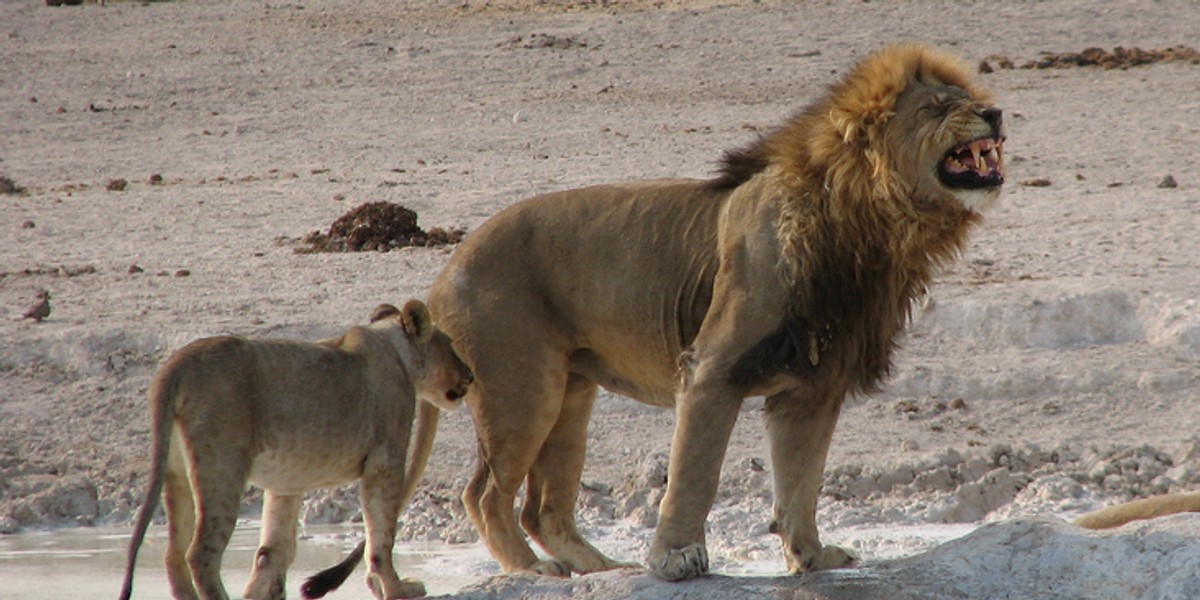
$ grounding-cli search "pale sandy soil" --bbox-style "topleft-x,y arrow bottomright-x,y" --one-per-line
2,1 -> 1199,598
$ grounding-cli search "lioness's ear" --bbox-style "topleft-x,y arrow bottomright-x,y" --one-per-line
370,303 -> 401,323
401,299 -> 434,342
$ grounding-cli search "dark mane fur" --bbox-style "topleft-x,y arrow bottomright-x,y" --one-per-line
707,139 -> 773,190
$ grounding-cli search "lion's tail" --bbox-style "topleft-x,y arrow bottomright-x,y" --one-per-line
301,400 -> 441,600
118,365 -> 182,600
1074,491 -> 1200,530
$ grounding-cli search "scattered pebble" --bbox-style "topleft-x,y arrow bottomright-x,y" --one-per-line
148,173 -> 163,185
105,178 -> 128,192
1020,178 -> 1052,187
1157,175 -> 1178,189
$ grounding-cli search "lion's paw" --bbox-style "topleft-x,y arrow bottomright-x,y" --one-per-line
817,545 -> 859,570
529,559 -> 572,578
647,543 -> 709,581
786,544 -> 859,574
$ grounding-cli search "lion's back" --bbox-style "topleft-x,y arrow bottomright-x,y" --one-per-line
428,178 -> 728,401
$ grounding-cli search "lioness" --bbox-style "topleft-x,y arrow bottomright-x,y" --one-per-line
118,300 -> 472,600
426,44 -> 1005,581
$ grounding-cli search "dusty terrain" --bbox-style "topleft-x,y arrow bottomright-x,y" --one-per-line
2,0 -> 1199,598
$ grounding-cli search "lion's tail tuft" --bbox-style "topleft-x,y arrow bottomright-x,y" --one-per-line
301,541 -> 365,599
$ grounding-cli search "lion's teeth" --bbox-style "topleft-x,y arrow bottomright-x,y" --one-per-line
972,145 -> 984,171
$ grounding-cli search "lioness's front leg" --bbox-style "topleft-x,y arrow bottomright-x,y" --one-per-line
764,387 -> 858,573
361,469 -> 425,599
244,492 -> 302,600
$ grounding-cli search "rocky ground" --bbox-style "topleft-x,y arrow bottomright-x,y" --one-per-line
2,1 -> 1199,598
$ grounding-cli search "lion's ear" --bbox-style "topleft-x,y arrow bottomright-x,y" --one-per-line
400,299 -> 434,342
830,103 -> 892,147
370,303 -> 401,323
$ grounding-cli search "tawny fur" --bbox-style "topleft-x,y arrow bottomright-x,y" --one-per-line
118,300 -> 471,600
1074,492 -> 1200,530
428,43 -> 1005,581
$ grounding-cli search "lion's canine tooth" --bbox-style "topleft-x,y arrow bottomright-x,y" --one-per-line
971,145 -> 984,172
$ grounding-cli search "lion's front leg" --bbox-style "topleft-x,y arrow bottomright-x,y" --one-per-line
763,387 -> 858,573
647,371 -> 744,581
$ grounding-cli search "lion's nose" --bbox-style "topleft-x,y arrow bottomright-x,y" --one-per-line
981,107 -> 1002,131
446,373 -> 474,401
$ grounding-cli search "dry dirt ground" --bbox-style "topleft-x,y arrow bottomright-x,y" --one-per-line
2,1 -> 1200,598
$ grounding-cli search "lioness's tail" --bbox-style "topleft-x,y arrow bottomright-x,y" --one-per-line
118,367 -> 182,600
301,401 -> 441,599
1074,491 -> 1200,530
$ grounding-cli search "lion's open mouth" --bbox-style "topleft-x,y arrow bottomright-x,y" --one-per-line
939,136 -> 1005,189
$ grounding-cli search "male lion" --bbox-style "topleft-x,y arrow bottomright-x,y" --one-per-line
118,300 -> 473,600
426,43 -> 1005,581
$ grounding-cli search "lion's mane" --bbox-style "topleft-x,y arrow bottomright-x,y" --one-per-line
723,44 -> 987,394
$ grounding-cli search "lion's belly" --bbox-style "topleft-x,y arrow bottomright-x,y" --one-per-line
248,442 -> 370,495
569,346 -> 679,407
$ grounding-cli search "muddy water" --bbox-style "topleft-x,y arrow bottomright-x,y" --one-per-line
0,523 -> 484,599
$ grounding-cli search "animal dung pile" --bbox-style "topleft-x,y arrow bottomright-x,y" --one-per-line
298,201 -> 465,253
979,45 -> 1200,72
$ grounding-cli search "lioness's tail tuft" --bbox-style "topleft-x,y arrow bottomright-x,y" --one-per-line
300,541 -> 365,599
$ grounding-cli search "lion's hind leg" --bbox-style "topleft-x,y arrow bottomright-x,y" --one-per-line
521,374 -> 631,574
461,359 -> 574,577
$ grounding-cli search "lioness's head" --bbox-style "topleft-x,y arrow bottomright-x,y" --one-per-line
823,43 -> 1006,214
371,300 -> 472,411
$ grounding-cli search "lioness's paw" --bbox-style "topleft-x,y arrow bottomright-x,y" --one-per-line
648,543 -> 709,581
368,574 -> 426,599
786,544 -> 858,574
529,559 -> 572,578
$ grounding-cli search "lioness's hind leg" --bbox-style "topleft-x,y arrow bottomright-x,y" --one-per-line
186,442 -> 252,600
244,492 -> 302,600
522,375 -> 629,573
163,433 -> 201,600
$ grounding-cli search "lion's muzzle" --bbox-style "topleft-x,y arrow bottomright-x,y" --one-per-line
939,124 -> 1005,190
